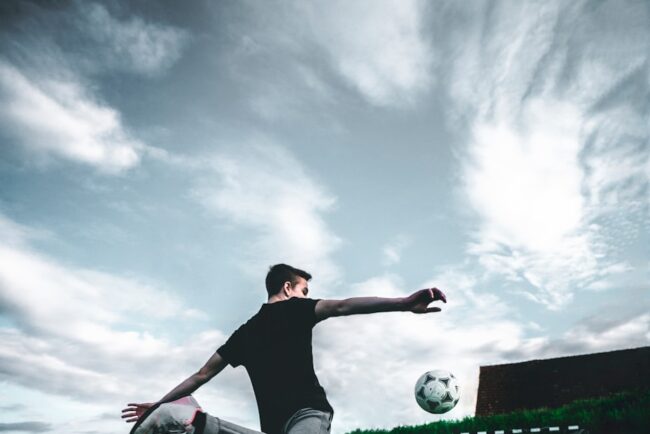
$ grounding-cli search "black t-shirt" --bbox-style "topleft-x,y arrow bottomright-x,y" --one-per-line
217,297 -> 333,434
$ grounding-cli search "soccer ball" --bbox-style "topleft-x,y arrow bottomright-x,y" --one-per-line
414,369 -> 460,414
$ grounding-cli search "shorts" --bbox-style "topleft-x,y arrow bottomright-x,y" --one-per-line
133,403 -> 333,434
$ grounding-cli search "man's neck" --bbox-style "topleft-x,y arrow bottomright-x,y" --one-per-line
267,294 -> 289,304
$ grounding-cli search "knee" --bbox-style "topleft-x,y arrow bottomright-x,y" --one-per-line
134,403 -> 199,434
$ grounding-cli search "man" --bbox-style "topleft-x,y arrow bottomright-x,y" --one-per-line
122,263 -> 446,434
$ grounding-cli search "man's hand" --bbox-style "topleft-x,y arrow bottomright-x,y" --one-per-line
403,287 -> 446,314
121,402 -> 156,423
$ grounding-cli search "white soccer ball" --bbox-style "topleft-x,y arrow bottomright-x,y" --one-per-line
414,369 -> 460,414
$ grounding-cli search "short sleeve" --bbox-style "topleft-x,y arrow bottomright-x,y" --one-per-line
216,325 -> 247,367
290,297 -> 321,328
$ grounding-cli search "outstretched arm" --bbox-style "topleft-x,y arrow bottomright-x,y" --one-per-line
121,351 -> 228,423
315,287 -> 446,322
158,350 -> 228,403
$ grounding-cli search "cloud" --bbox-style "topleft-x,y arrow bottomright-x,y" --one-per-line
0,243 -> 209,340
1,1 -> 189,78
0,422 -> 51,433
245,63 -> 339,123
0,60 -> 142,172
0,213 -> 53,249
500,285 -> 650,361
230,0 -> 433,117
192,142 -> 342,289
445,0 -> 650,309
0,1 -> 189,171
382,235 -> 411,266
463,98 -> 606,308
305,0 -> 433,107
76,2 -> 189,76
0,404 -> 26,412
0,212 -> 215,396
582,104 -> 649,213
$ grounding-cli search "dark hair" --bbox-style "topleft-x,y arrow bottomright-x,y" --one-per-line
265,263 -> 312,297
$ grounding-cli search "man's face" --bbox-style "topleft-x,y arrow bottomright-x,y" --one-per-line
285,276 -> 309,299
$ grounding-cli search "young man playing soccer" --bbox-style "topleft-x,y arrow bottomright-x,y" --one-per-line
122,263 -> 447,434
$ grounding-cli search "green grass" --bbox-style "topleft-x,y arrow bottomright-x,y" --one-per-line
346,388 -> 650,434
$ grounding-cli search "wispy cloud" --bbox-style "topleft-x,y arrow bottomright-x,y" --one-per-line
382,235 -> 411,266
229,0 -> 433,118
0,1 -> 189,171
0,60 -> 142,172
0,210 -> 214,393
0,422 -> 51,433
500,284 -> 650,361
0,404 -> 26,412
192,142 -> 342,289
463,98 -> 605,308
446,0 -> 649,309
76,2 -> 189,77
304,0 -> 433,107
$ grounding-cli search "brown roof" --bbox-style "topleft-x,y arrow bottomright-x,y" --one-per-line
475,346 -> 650,416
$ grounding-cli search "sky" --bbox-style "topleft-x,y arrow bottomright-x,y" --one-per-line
0,0 -> 648,433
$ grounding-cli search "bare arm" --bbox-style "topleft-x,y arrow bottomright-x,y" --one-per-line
315,287 -> 446,322
121,351 -> 228,423
157,350 -> 228,403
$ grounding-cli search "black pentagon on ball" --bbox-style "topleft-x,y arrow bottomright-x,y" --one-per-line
439,377 -> 450,387
417,387 -> 427,399
427,400 -> 440,411
424,374 -> 435,384
441,391 -> 453,403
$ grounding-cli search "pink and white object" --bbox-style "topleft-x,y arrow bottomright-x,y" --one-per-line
133,395 -> 203,434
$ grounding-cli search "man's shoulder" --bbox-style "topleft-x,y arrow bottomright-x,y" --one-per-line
289,297 -> 320,304
287,297 -> 321,311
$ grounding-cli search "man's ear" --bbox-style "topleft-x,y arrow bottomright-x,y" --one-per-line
282,281 -> 292,297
